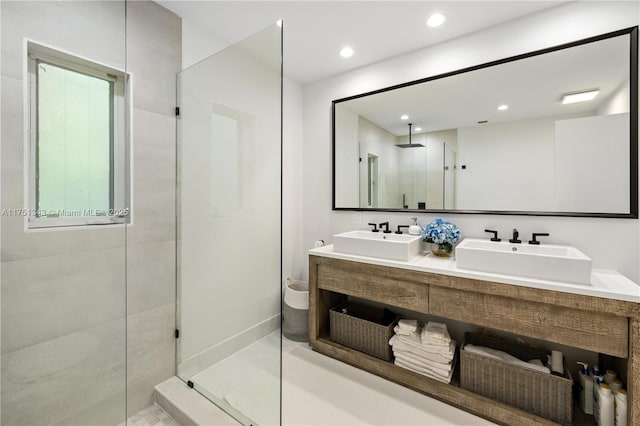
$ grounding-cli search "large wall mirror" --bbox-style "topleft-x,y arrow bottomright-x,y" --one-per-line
333,27 -> 638,218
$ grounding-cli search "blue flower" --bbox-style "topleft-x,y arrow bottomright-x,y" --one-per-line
421,218 -> 461,245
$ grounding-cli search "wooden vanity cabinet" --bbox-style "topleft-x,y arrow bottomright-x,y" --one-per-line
309,255 -> 640,426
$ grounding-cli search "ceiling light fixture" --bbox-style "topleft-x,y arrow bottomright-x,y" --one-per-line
414,127 -> 422,132
497,104 -> 509,111
340,46 -> 354,58
427,13 -> 446,28
562,89 -> 600,104
401,114 -> 409,120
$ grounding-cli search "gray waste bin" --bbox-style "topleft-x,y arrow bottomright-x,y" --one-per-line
283,277 -> 309,342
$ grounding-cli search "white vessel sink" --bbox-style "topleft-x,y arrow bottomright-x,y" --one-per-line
455,238 -> 592,285
332,230 -> 422,261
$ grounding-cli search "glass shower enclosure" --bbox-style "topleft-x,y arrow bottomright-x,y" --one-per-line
176,23 -> 282,425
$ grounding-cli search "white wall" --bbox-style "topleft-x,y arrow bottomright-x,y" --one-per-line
334,103 -> 359,207
597,78 -> 631,116
555,113 -> 630,213
181,19 -> 305,285
1,1 -> 180,423
456,116 -> 556,211
303,1 -> 640,283
181,18 -> 228,69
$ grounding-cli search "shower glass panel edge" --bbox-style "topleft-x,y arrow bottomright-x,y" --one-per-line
176,23 -> 282,426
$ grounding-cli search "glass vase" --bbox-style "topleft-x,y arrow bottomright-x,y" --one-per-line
430,242 -> 453,258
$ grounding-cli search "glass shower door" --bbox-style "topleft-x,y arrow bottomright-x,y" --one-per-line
176,23 -> 282,426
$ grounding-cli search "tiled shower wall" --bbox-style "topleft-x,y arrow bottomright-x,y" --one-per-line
124,1 -> 180,417
0,1 -> 180,424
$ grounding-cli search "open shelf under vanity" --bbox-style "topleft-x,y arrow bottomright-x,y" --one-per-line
309,254 -> 638,426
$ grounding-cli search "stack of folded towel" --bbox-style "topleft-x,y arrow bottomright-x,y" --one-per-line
389,320 -> 456,384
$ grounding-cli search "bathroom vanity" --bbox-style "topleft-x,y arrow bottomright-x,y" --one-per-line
308,245 -> 640,426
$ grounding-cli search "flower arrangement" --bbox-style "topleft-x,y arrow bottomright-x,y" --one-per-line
421,218 -> 461,256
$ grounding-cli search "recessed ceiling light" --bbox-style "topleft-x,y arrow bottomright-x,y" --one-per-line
427,13 -> 446,28
276,19 -> 283,28
497,104 -> 509,111
414,127 -> 422,132
401,115 -> 409,120
562,89 -> 599,104
340,46 -> 354,58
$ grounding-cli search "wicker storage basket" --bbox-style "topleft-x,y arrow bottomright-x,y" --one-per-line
460,333 -> 573,425
329,302 -> 399,361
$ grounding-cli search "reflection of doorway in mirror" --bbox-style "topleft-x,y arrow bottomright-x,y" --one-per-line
444,145 -> 456,209
367,153 -> 379,207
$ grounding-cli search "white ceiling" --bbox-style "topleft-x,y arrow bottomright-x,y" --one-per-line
157,1 -> 567,84
339,33 -> 630,135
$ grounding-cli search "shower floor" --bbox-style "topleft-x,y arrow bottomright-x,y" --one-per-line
190,331 -> 280,425
120,404 -> 180,426
189,331 -> 495,426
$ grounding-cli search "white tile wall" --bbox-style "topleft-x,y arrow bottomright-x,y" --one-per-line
124,2 -> 180,416
1,319 -> 126,425
0,0 -> 181,423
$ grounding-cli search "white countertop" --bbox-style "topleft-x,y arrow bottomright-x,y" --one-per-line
310,245 -> 640,303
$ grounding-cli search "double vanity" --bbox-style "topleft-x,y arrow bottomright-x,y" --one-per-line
308,233 -> 640,425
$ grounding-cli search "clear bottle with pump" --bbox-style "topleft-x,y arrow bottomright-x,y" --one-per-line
577,362 -> 593,415
409,217 -> 421,236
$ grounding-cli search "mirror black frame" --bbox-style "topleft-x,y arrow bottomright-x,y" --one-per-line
332,26 -> 639,219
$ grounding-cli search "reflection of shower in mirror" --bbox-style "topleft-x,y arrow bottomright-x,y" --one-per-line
396,123 -> 425,148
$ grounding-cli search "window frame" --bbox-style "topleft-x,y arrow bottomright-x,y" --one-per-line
26,41 -> 129,229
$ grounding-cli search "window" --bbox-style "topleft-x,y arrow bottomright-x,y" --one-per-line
27,42 -> 129,228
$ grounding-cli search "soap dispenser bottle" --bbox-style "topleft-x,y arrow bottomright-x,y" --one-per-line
409,218 -> 421,236
577,362 -> 593,415
593,366 -> 604,422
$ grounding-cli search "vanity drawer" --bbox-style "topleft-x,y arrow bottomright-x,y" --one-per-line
316,260 -> 429,313
429,286 -> 628,358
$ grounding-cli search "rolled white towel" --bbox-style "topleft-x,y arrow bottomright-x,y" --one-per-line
463,344 -> 550,374
421,321 -> 451,343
